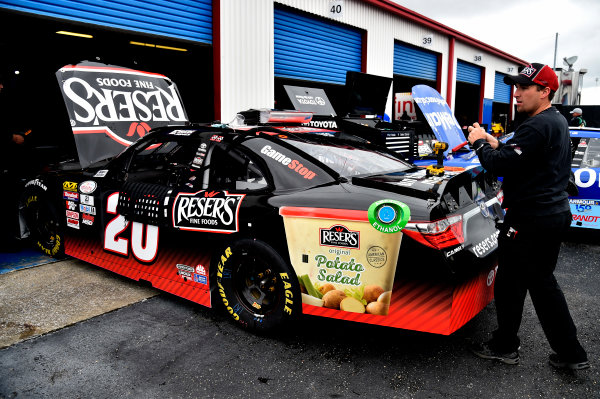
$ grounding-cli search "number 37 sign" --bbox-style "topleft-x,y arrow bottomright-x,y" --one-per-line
329,0 -> 344,19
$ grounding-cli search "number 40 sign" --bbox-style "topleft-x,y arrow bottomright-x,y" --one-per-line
329,0 -> 344,19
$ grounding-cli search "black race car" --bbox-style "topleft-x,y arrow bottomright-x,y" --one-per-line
20,64 -> 503,335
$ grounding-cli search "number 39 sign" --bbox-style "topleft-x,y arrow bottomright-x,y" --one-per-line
328,0 -> 344,19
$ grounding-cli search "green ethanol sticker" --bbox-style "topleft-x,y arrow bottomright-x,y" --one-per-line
368,199 -> 410,234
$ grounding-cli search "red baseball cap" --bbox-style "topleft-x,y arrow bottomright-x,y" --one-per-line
503,63 -> 559,92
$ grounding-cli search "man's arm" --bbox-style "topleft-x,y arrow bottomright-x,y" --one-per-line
468,122 -> 542,176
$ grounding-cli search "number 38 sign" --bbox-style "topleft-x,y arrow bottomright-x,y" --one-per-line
329,0 -> 344,19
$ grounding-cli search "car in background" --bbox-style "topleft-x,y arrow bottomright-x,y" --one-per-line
569,127 -> 600,230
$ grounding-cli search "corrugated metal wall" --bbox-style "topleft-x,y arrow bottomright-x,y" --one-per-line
494,72 -> 511,103
393,42 -> 438,81
0,0 -> 213,43
273,6 -> 362,85
456,60 -> 482,85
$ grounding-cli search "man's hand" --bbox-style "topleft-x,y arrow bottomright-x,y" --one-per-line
467,122 -> 499,149
12,134 -> 24,145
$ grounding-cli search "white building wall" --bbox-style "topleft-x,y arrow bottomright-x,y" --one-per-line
453,41 -> 520,101
219,0 -> 275,122
218,0 -> 522,121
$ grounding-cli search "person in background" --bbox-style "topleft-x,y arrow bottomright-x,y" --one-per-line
0,72 -> 27,251
467,63 -> 589,370
569,107 -> 586,127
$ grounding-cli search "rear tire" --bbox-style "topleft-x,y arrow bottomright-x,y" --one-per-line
214,239 -> 300,332
21,188 -> 64,257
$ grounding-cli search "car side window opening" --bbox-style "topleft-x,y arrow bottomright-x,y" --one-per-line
205,145 -> 269,192
126,139 -> 198,185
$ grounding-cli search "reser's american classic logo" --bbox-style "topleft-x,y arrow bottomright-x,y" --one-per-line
319,225 -> 360,249
172,190 -> 245,233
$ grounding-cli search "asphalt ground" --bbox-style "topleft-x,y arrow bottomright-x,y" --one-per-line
0,229 -> 599,398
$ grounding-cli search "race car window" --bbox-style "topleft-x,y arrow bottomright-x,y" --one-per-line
205,145 -> 269,192
572,138 -> 600,168
240,138 -> 336,190
126,139 -> 198,185
285,139 -> 411,177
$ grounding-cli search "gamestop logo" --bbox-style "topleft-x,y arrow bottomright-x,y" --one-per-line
172,190 -> 245,233
320,225 -> 360,249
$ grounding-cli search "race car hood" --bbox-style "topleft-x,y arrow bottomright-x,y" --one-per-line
56,61 -> 189,168
411,85 -> 469,156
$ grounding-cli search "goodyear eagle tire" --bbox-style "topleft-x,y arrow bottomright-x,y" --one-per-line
21,188 -> 64,257
215,239 -> 300,332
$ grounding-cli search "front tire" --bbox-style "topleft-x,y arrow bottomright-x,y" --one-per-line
214,239 -> 300,332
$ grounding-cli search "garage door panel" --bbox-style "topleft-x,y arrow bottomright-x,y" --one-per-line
0,0 -> 212,43
274,7 -> 362,85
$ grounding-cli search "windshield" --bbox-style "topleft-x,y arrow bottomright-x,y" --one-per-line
286,140 -> 411,177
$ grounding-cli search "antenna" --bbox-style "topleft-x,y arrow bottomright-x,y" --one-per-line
563,56 -> 578,71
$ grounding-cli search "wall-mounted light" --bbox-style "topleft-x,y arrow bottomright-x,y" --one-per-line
56,31 -> 93,39
130,41 -> 187,52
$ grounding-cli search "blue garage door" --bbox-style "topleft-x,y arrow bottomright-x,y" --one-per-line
274,7 -> 362,85
457,60 -> 482,84
0,0 -> 213,43
494,72 -> 512,104
393,42 -> 438,81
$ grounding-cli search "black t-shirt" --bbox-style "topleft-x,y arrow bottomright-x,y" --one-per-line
474,106 -> 571,216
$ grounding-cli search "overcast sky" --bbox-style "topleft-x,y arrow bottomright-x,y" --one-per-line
395,0 -> 600,103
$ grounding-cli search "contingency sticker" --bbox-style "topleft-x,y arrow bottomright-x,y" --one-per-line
280,207 -> 403,316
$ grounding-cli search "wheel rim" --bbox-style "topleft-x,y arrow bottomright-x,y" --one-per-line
26,201 -> 59,248
234,254 -> 280,315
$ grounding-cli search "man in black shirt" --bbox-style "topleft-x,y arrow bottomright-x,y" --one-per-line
467,63 -> 589,370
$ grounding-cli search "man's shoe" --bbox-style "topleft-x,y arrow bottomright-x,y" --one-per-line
471,341 -> 520,365
548,353 -> 590,370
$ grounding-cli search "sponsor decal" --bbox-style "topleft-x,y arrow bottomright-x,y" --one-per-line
574,168 -> 600,188
172,190 -> 245,233
569,199 -> 600,206
306,120 -> 338,129
94,170 -> 108,178
176,264 -> 194,280
66,201 -> 77,211
280,273 -> 294,316
470,231 -> 500,257
260,145 -> 316,180
79,180 -> 97,194
193,274 -> 207,285
66,210 -> 79,219
210,135 -> 224,142
82,213 -> 94,226
63,181 -> 78,192
368,199 -> 411,234
314,254 -> 364,286
169,129 -> 195,136
216,247 -> 240,320
66,218 -> 80,229
63,191 -> 79,201
487,269 -> 496,287
319,224 -> 360,249
25,179 -> 47,191
572,214 -> 600,223
366,246 -> 387,268
80,194 -> 94,206
38,234 -> 62,257
195,264 -> 207,275
79,204 -> 96,215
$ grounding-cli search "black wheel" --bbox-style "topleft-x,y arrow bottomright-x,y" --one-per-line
21,188 -> 64,257
215,239 -> 301,332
